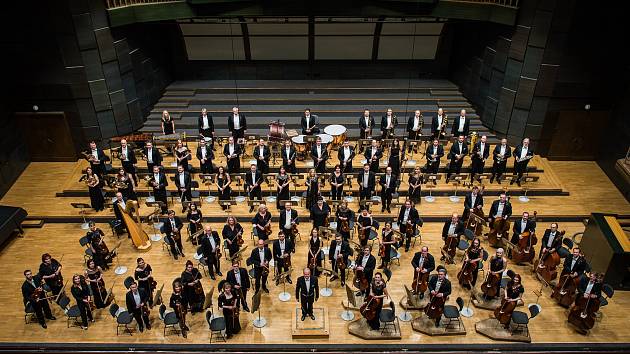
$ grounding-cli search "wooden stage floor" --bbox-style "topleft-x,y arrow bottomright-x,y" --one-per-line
0,157 -> 629,347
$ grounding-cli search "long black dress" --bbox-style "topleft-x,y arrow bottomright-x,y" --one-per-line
187,209 -> 202,244
408,174 -> 422,205
218,292 -> 241,337
463,246 -> 482,288
162,117 -> 174,135
276,173 -> 290,210
310,203 -> 330,229
85,268 -> 108,309
388,145 -> 401,176
117,175 -> 138,201
217,174 -> 232,209
134,264 -> 154,306
181,268 -> 205,313
306,176 -> 319,208
71,281 -> 93,327
175,147 -> 190,171
222,223 -> 243,257
88,179 -> 105,211
336,208 -> 353,240
330,172 -> 344,200
367,280 -> 386,330
308,237 -> 323,277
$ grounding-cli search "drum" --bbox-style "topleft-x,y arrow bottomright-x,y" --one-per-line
324,125 -> 347,146
249,159 -> 257,166
318,134 -> 334,145
269,121 -> 286,141
292,135 -> 307,153
203,137 -> 212,143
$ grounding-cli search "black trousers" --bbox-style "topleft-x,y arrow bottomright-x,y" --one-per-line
369,160 -> 379,173
237,287 -> 249,309
283,160 -> 297,174
199,129 -> 215,147
153,189 -> 168,213
447,158 -> 464,179
122,161 -> 137,181
257,159 -> 269,174
471,158 -> 485,180
232,128 -> 245,140
199,160 -> 213,174
399,223 -> 415,250
341,161 -> 353,173
331,258 -> 346,284
166,234 -> 184,257
275,259 -> 290,279
178,189 -> 192,204
77,302 -> 93,327
360,129 -> 372,139
331,186 -> 343,200
282,227 -> 295,245
206,253 -> 221,276
254,267 -> 268,292
425,161 -> 440,175
227,157 -> 240,174
131,308 -> 150,329
31,300 -> 53,324
513,161 -> 529,180
315,159 -> 327,173
248,186 -> 262,202
90,162 -> 106,177
380,188 -> 394,210
299,294 -> 315,316
491,161 -> 507,180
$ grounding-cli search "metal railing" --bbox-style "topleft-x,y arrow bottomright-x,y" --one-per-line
441,0 -> 520,9
105,0 -> 184,10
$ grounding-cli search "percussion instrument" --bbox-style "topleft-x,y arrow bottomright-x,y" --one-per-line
324,125 -> 347,146
249,159 -> 257,166
317,134 -> 333,145
286,129 -> 299,138
154,133 -> 182,143
110,133 -> 153,143
291,135 -> 308,160
268,121 -> 286,141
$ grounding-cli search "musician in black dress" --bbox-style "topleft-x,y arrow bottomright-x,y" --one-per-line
126,281 -> 151,332
379,221 -> 396,270
279,202 -> 298,244
365,272 -> 389,330
388,138 -> 402,176
70,274 -> 93,330
222,216 -> 243,258
379,166 -> 397,213
305,169 -> 320,208
337,140 -> 355,173
39,253 -> 63,296
329,165 -> 344,201
249,239 -> 272,293
22,270 -> 55,328
364,139 -> 382,173
276,166 -> 290,210
150,165 -> 168,214
424,139 -> 444,175
196,138 -> 214,174
174,140 -> 191,172
161,110 -> 175,135
307,229 -> 323,277
223,136 -> 242,173
329,233 -> 352,286
253,138 -> 271,174
134,257 -> 155,307
143,141 -> 162,173
227,261 -> 251,312
84,167 -> 104,212
281,139 -> 297,174
470,135 -> 489,182
218,282 -> 241,338
408,166 -> 423,205
490,138 -> 511,184
216,166 -> 232,210
335,201 -> 354,241
163,210 -> 185,259
116,168 -> 138,201
357,163 -> 375,208
411,246 -> 436,298
245,164 -> 263,213
199,225 -> 222,280
273,232 -> 294,285
181,260 -> 205,313
428,268 -> 452,327
359,109 -> 375,139
169,279 -> 189,337
173,165 -> 192,210
460,238 -> 483,289
485,248 -> 508,299
397,199 -> 422,252
310,198 -> 330,229
357,209 -> 374,247
296,268 -> 319,321
84,259 -> 108,309
198,108 -> 215,144
310,137 -> 328,173
252,204 -> 272,241
355,246 -> 376,297
511,137 -> 534,186
462,185 -> 484,222
498,273 -> 524,329
186,203 -> 202,244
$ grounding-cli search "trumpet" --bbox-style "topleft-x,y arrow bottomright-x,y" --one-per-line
144,175 -> 157,188
82,151 -> 97,162
114,180 -> 129,189
439,114 -> 448,136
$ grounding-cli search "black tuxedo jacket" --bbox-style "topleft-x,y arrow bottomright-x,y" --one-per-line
249,247 -> 272,267
489,200 -> 512,218
278,209 -> 299,230
125,289 -> 150,313
380,115 -> 397,131
272,239 -> 294,260
281,146 -> 296,164
88,148 -> 109,164
512,219 -> 536,234
328,239 -> 352,262
199,231 -> 221,259
227,113 -> 247,131
223,143 -> 242,158
364,146 -> 382,161
428,276 -> 452,297
397,206 -> 422,226
21,275 -> 44,306
578,276 -> 602,297
512,145 -> 534,162
492,144 -> 512,163
464,193 -> 484,209
357,171 -> 375,190
356,254 -> 376,280
337,146 -> 355,163
407,114 -> 423,133
472,142 -> 490,161
245,170 -> 263,188
378,173 -> 397,191
226,267 -> 250,289
448,141 -> 469,160
359,115 -> 375,130
296,276 -> 319,301
253,145 -> 271,162
143,147 -> 162,166
152,172 -> 168,191
310,144 -> 328,160
425,144 -> 445,161
163,216 -> 183,235
173,171 -> 192,190
430,114 -> 447,134
451,116 -> 470,136
119,146 -> 137,164
442,220 -> 465,240
196,145 -> 214,162
411,252 -> 435,273
198,114 -> 215,132
540,229 -> 563,250
563,254 -> 587,275
300,114 -> 319,131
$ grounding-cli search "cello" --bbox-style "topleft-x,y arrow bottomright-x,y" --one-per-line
494,297 -> 517,327
457,259 -> 477,289
511,211 -> 538,264
535,230 -> 565,283
411,257 -> 429,295
481,258 -> 502,299
568,292 -> 600,332
352,255 -> 370,293
441,233 -> 459,264
359,294 -> 382,321
488,216 -> 510,248
424,292 -> 446,321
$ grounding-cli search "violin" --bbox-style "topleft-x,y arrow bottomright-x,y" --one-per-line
488,216 -> 510,248
341,218 -> 350,233
337,254 -> 346,271
551,271 -> 580,308
481,271 -> 501,298
264,221 -> 272,235
193,271 -> 204,296
511,211 -> 538,264
360,294 -> 382,321
236,226 -> 245,246
405,220 -> 414,240
568,292 -> 600,331
494,297 -> 517,326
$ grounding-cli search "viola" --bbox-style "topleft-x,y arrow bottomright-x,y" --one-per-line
481,272 -> 501,298
488,217 -> 510,248
405,221 -> 414,240
341,218 -> 350,233
494,298 -> 517,326
360,294 -> 382,321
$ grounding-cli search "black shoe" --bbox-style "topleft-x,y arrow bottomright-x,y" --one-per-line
243,306 -> 250,313
419,293 -> 424,299
310,314 -> 315,320
287,277 -> 292,284
139,326 -> 144,332
146,324 -> 152,330
47,316 -> 56,320
275,279 -> 280,286
355,291 -> 363,297
211,275 -> 216,280
341,282 -> 345,287
435,320 -> 440,327
227,334 -> 233,339
387,208 -> 391,213
263,287 -> 269,293
174,254 -> 178,260
217,271 -> 223,277
330,275 -> 338,281
517,180 -> 521,187
381,208 -> 385,213
301,315 -> 306,321
249,207 -> 254,213
440,256 -> 445,261
41,323 -> 47,329
405,248 -> 409,252
497,178 -> 502,184
510,179 -> 515,185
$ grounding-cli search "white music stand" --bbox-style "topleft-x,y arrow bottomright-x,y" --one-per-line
251,290 -> 267,328
518,175 -> 539,203
341,284 -> 356,321
318,267 -> 333,297
449,174 -> 468,203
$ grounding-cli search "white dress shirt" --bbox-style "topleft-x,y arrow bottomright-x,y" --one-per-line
305,115 -> 310,129
520,146 -> 528,159
233,114 -> 240,130
258,249 -> 265,264
179,173 -> 185,187
403,208 -> 410,223
147,148 -> 153,163
585,281 -> 594,295
547,232 -> 556,248
202,115 -> 210,129
495,202 -> 505,217
361,255 -> 369,267
363,173 -> 369,188
284,210 -> 292,229
122,146 -> 129,161
413,116 -> 420,131
458,116 -> 466,132
133,291 -> 141,306
448,223 -> 456,236
344,147 -> 351,161
91,149 -> 98,160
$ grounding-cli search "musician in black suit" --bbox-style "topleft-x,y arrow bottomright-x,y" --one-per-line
85,141 -> 109,176
424,139 -> 444,175
380,108 -> 397,139
397,199 -> 422,252
462,185 -> 484,221
510,211 -> 536,245
428,268 -> 452,326
470,135 -> 490,181
411,246 -> 435,298
337,140 -> 355,173
357,164 -> 375,208
125,282 -> 151,332
300,108 -> 320,135
329,234 -> 352,286
310,137 -> 328,173
359,109 -> 375,139
355,246 -> 377,296
250,239 -> 272,293
431,108 -> 447,139
173,165 -> 192,211
119,139 -> 137,182
246,164 -> 263,213
198,108 -> 215,144
279,202 -> 299,243
490,138 -> 511,184
253,138 -> 271,174
379,167 -> 397,213
273,232 -> 294,285
441,213 -> 465,261
196,139 -> 214,174
562,247 -> 587,279
199,225 -> 222,279
451,109 -> 470,137
143,141 -> 162,172
162,210 -> 184,259
227,106 -> 247,140
22,270 -> 55,328
407,109 -> 423,144
112,192 -> 128,234
576,273 -> 602,300
511,137 -> 534,186
223,136 -> 242,173
446,135 -> 469,182
296,267 -> 319,321
364,139 -> 382,173
150,165 -> 168,214
489,193 -> 512,226
540,223 -> 563,255
281,140 -> 297,174
227,261 -> 251,312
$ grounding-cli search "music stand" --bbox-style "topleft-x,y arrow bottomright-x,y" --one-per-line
460,289 -> 474,317
317,267 -> 334,297
220,200 -> 237,212
405,139 -> 424,165
399,285 -> 414,321
182,201 -> 201,211
518,175 -> 539,203
341,284 -> 356,321
423,174 -> 441,202
449,174 -> 468,203
359,200 -> 379,213
153,284 -> 164,306
109,240 -> 127,275
251,290 -> 267,328
203,286 -> 215,310
71,203 -> 93,229
289,174 -> 304,198
276,268 -> 293,302
200,174 -> 216,203
476,173 -> 492,186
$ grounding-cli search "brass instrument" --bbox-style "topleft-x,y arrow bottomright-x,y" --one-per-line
439,114 -> 448,137
114,178 -> 129,189
516,155 -> 534,163
341,218 -> 350,233
469,132 -> 479,153
82,151 -> 98,163
144,175 -> 157,188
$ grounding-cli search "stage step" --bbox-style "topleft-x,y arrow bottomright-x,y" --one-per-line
21,219 -> 45,228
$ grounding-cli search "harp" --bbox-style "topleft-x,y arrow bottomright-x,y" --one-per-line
117,201 -> 151,250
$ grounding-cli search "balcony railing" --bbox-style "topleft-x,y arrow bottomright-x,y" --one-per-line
441,0 -> 519,9
105,0 -> 184,10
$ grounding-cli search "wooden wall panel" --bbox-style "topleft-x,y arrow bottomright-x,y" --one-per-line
515,76 -> 537,110
88,79 -> 110,112
508,25 -> 530,61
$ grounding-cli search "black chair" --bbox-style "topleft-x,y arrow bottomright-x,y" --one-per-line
463,228 -> 475,241
246,257 -> 256,280
79,236 -> 90,248
109,303 -> 134,336
57,294 -> 81,328
510,304 -> 540,336
599,284 -> 614,308
457,239 -> 469,260
190,181 -> 201,205
562,237 -> 574,249
84,248 -> 94,265
379,301 -> 398,335
197,246 -> 208,276
207,310 -> 226,343
478,249 -> 489,279
443,297 -> 464,330
160,304 -> 181,336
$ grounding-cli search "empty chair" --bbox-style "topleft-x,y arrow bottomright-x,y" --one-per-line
109,303 -> 133,336
463,228 -> 475,241
57,294 -> 81,328
197,246 -> 208,276
510,304 -> 540,336
246,257 -> 256,280
159,304 -> 181,337
599,283 -> 614,308
457,239 -> 469,260
443,297 -> 464,330
190,181 -> 201,205
389,247 -> 401,266
379,301 -> 398,335
207,310 -> 226,343
79,236 -> 90,248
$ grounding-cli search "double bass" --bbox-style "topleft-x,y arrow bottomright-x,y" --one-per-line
424,292 -> 446,320
511,211 -> 538,264
359,294 -> 382,321
411,258 -> 429,295
535,230 -> 565,283
352,256 -> 370,292
466,207 -> 486,237
481,270 -> 501,298
457,258 -> 477,288
568,292 -> 600,332
494,297 -> 518,326
551,271 -> 580,308
441,233 -> 458,264
488,216 -> 510,248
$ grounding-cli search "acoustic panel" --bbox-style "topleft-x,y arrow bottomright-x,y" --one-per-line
507,108 -> 528,137
249,37 -> 308,60
515,76 -> 537,110
184,37 -> 246,60
114,39 -> 133,74
76,98 -> 98,127
528,97 -> 550,125
529,10 -> 553,48
524,123 -> 544,140
82,126 -> 101,142
121,71 -> 137,101
96,110 -> 117,138
494,88 -> 516,134
72,13 -> 96,50
81,49 -> 104,81
489,69 -> 505,99
535,64 -> 559,96
522,46 -> 544,78
94,27 -> 116,63
102,61 -> 122,92
68,0 -> 90,15
58,34 -> 82,67
129,48 -> 145,81
469,57 -> 483,103
127,99 -> 143,130
492,37 -> 511,72
179,23 -> 242,36
88,79 -> 111,112
503,58 -> 523,91
481,47 -> 495,81
110,90 -> 132,133
483,96 -> 499,127
315,36 -> 372,60
65,66 -> 90,99
508,25 -> 530,61
380,23 -> 443,35
247,23 -> 308,35
377,36 -> 440,60
315,23 -> 375,35
87,0 -> 108,29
